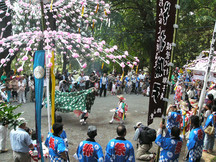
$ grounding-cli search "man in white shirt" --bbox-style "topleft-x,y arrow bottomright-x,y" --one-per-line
99,73 -> 108,97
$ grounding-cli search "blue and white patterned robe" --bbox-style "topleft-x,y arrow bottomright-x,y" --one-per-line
187,127 -> 204,162
105,138 -> 135,162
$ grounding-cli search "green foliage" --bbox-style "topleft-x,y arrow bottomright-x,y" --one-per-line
0,103 -> 22,129
95,0 -> 157,72
175,0 -> 216,67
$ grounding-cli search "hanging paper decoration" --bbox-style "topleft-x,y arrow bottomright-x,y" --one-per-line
101,62 -> 104,69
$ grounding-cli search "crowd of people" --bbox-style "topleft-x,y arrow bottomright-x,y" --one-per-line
56,69 -> 151,97
1,67 -> 216,161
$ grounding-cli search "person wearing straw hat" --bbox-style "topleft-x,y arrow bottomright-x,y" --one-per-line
109,95 -> 128,124
10,118 -> 34,162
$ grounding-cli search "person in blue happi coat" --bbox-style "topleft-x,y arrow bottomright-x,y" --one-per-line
155,122 -> 183,161
45,123 -> 67,162
203,105 -> 216,153
187,115 -> 204,162
76,125 -> 104,162
166,104 -> 182,137
105,124 -> 135,162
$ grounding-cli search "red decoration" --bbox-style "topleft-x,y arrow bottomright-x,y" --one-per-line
115,143 -> 126,156
197,129 -> 203,140
83,144 -> 94,157
175,141 -> 182,154
49,137 -> 55,150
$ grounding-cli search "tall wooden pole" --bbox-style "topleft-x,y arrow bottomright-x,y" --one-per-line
198,22 -> 216,117
156,0 -> 180,161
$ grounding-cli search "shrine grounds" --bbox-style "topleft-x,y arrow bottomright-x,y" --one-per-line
2,94 -> 216,161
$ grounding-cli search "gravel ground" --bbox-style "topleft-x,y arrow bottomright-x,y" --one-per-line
1,93 -> 215,161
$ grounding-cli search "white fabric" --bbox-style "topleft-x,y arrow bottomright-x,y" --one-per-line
0,125 -> 7,150
18,91 -> 26,103
208,89 -> 216,99
102,77 -> 107,85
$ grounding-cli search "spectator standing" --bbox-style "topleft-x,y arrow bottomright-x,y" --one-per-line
155,123 -> 182,161
133,122 -> 155,161
45,123 -> 67,161
187,115 -> 204,162
99,73 -> 108,97
105,124 -> 135,162
28,77 -> 34,102
203,106 -> 216,153
78,73 -> 86,90
1,72 -> 6,84
5,78 -> 12,102
10,118 -> 34,162
18,77 -> 26,103
10,76 -> 18,102
75,125 -> 104,162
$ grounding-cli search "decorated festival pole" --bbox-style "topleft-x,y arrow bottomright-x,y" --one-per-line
198,22 -> 216,117
46,50 -> 51,132
153,0 -> 181,161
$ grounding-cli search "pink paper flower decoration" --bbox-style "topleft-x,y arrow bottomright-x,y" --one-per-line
26,47 -> 31,51
106,60 -> 110,64
120,62 -> 125,68
30,59 -> 33,62
129,64 -> 133,68
133,62 -> 137,66
22,56 -> 28,61
124,51 -> 129,56
9,49 -> 14,53
3,64 -> 6,67
82,63 -> 87,69
47,63 -> 53,68
72,53 -> 79,58
98,47 -> 103,52
105,48 -> 109,53
113,45 -> 118,50
94,52 -> 100,56
1,59 -> 6,64
47,53 -> 52,58
17,67 -> 23,72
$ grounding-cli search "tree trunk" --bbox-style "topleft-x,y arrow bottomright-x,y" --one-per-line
0,1 -> 12,76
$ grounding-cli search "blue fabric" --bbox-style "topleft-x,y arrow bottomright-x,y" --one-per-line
45,133 -> 67,162
155,134 -> 182,161
33,50 -> 45,161
204,113 -> 216,129
187,127 -> 204,162
76,140 -> 104,162
166,111 -> 182,130
105,138 -> 135,162
60,130 -> 68,148
10,128 -> 32,153
100,77 -> 108,89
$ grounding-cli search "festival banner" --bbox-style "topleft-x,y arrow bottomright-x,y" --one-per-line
148,0 -> 177,125
33,50 -> 45,161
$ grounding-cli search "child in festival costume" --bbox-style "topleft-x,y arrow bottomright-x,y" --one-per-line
109,95 -> 128,124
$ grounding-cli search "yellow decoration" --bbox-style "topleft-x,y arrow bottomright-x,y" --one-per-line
79,28 -> 80,33
101,62 -> 104,69
51,51 -> 55,132
92,22 -> 95,29
104,9 -> 107,16
136,65 -> 138,74
50,0 -> 54,11
179,68 -> 183,73
120,71 -> 124,81
95,4 -> 99,13
132,64 -> 134,69
81,6 -> 84,17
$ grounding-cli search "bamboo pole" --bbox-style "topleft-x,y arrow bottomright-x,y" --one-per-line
198,22 -> 216,117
